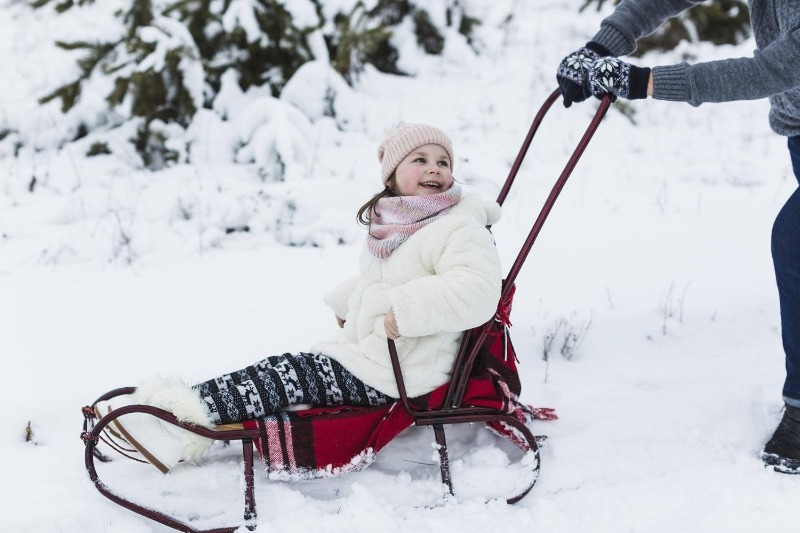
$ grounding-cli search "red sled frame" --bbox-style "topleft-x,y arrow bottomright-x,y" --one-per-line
81,89 -> 612,532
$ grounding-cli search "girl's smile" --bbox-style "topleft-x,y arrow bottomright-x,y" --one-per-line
392,144 -> 454,196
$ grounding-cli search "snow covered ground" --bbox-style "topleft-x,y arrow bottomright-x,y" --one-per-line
2,1 -> 799,531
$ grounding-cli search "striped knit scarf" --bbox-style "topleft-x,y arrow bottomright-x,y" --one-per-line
366,185 -> 462,259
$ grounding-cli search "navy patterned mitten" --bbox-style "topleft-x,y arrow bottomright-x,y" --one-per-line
556,42 -> 611,108
586,57 -> 651,101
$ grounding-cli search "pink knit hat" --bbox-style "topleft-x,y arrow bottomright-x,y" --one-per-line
377,123 -> 454,184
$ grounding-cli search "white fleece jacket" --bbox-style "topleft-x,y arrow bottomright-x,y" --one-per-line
312,192 -> 503,398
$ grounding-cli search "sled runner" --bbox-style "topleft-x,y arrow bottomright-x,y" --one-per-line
81,89 -> 612,533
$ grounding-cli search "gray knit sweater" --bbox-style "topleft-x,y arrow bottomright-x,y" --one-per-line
592,0 -> 800,136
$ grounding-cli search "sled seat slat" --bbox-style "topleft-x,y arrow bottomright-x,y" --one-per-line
214,423 -> 246,431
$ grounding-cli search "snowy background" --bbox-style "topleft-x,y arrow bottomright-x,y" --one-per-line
2,0 -> 799,531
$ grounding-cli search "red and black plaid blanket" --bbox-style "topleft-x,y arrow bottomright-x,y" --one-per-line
242,385 -> 556,480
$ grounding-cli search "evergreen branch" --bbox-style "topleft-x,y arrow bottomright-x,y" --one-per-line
54,40 -> 97,51
76,42 -> 117,75
29,0 -> 95,11
103,57 -> 135,76
580,0 -> 621,13
106,76 -> 130,108
163,0 -> 209,18
54,0 -> 75,13
123,0 -> 155,38
38,80 -> 82,112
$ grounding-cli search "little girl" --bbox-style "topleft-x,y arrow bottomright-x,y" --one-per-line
98,123 -> 503,473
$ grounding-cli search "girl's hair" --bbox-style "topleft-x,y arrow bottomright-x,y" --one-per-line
357,174 -> 397,226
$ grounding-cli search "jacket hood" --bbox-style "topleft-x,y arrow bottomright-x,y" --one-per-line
450,191 -> 502,226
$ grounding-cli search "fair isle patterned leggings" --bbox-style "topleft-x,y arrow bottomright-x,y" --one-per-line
193,353 -> 391,425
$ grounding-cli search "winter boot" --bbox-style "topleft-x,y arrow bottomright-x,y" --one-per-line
760,404 -> 800,474
105,377 -> 214,474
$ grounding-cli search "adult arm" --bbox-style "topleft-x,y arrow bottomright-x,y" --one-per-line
592,0 -> 706,56
653,28 -> 800,105
593,0 -> 800,105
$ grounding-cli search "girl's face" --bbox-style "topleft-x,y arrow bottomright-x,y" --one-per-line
392,144 -> 453,196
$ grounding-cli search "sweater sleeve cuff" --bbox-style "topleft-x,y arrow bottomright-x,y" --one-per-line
592,23 -> 636,57
652,63 -> 691,102
585,41 -> 612,57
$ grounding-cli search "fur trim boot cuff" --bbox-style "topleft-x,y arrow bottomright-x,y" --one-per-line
133,376 -> 214,464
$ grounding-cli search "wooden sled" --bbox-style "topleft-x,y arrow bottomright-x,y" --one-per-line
81,89 -> 612,532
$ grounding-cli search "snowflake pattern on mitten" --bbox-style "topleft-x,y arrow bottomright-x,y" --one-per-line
588,57 -> 632,99
557,46 -> 602,84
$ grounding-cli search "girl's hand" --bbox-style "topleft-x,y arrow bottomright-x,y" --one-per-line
336,315 -> 345,328
384,308 -> 400,340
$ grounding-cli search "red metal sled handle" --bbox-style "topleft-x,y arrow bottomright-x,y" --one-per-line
443,90 -> 612,410
499,88 -> 612,300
